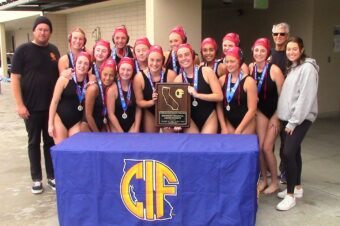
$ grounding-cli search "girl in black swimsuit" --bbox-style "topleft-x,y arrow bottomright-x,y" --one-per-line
216,47 -> 257,134
221,32 -> 249,75
249,38 -> 285,194
48,52 -> 92,144
111,25 -> 134,65
174,44 -> 223,133
58,27 -> 87,73
107,57 -> 142,133
134,45 -> 177,133
133,36 -> 151,72
85,58 -> 116,132
200,37 -> 226,78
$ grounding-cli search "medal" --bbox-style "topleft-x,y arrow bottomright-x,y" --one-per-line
117,79 -> 132,120
192,100 -> 198,107
225,72 -> 243,111
122,112 -> 128,119
93,63 -> 108,123
72,72 -> 87,112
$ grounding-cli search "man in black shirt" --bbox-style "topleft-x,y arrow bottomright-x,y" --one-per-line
11,16 -> 60,194
270,22 -> 290,184
271,22 -> 290,75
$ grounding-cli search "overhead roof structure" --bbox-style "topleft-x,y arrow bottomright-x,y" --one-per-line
0,0 -> 109,12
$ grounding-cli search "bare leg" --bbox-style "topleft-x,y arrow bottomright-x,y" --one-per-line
256,112 -> 269,192
201,111 -> 218,134
263,117 -> 280,194
143,110 -> 159,133
68,122 -> 82,137
184,119 -> 199,134
53,114 -> 68,145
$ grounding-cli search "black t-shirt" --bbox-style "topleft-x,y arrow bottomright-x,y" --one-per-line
11,42 -> 60,112
271,49 -> 287,76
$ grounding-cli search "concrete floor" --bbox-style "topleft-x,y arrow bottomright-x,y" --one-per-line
0,81 -> 339,226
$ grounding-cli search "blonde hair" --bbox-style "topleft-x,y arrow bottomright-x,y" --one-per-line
272,22 -> 290,33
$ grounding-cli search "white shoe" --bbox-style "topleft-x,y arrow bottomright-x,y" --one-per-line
276,195 -> 296,211
277,187 -> 303,199
31,181 -> 43,194
47,179 -> 56,191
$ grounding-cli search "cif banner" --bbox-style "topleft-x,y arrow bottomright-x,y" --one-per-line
52,133 -> 259,226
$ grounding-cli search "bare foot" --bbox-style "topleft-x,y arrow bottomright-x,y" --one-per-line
263,183 -> 279,195
257,180 -> 267,193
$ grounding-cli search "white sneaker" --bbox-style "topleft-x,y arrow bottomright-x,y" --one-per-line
276,195 -> 296,211
31,181 -> 43,194
47,179 -> 56,191
277,187 -> 303,199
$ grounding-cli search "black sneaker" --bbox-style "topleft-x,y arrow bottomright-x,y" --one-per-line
47,179 -> 56,191
31,181 -> 43,194
280,172 -> 287,184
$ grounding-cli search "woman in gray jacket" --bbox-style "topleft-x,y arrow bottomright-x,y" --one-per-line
276,36 -> 319,211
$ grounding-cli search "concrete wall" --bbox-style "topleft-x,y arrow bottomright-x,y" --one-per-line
203,0 -> 314,61
64,0 -> 145,56
312,0 -> 340,116
46,14 -> 67,55
203,0 -> 339,116
152,0 -> 202,53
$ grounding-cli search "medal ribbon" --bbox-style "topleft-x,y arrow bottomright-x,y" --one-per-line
68,51 -> 75,69
135,60 -> 140,72
182,66 -> 199,91
111,46 -> 129,61
204,60 -> 218,73
72,72 -> 87,105
93,64 -> 107,116
171,51 -> 178,74
254,63 -> 268,93
117,79 -> 132,113
226,71 -> 243,106
146,70 -> 165,91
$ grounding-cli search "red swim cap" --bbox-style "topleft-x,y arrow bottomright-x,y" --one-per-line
223,33 -> 240,46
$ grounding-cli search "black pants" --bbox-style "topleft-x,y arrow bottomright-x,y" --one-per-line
24,111 -> 54,181
279,128 -> 286,175
281,120 -> 312,194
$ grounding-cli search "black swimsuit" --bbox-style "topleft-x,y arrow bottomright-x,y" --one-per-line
165,50 -> 181,74
90,84 -> 105,131
253,63 -> 278,119
114,83 -> 136,132
112,46 -> 134,65
67,53 -> 74,69
57,80 -> 84,129
204,60 -> 223,77
186,66 -> 216,131
141,69 -> 170,115
223,75 -> 251,129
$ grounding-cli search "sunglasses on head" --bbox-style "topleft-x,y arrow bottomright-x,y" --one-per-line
273,32 -> 286,36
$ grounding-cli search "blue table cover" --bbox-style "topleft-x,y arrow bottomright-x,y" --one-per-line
51,133 -> 259,226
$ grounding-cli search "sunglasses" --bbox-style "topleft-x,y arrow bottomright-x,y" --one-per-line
273,32 -> 287,36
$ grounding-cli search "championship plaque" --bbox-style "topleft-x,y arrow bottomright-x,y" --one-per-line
155,83 -> 190,127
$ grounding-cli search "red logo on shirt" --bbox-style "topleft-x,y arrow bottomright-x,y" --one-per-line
50,52 -> 57,61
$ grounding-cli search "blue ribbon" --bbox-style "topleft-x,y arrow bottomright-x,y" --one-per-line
93,63 -> 107,116
111,46 -> 129,61
68,51 -> 75,69
182,66 -> 199,91
171,51 -> 178,74
72,72 -> 87,105
117,79 -> 132,113
146,70 -> 165,91
254,63 -> 268,93
226,72 -> 243,104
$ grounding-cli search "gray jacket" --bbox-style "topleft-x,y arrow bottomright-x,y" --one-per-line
277,58 -> 319,130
